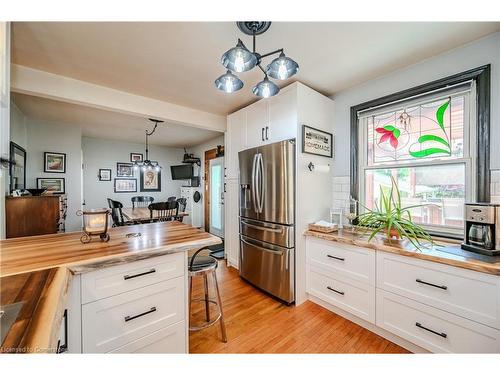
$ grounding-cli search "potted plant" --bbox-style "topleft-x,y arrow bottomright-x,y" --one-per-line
356,176 -> 432,249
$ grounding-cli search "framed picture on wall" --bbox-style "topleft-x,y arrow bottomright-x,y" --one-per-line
37,178 -> 65,194
114,178 -> 137,193
9,142 -> 26,192
140,168 -> 161,192
302,125 -> 333,158
98,169 -> 112,181
116,162 -> 134,177
130,153 -> 143,162
44,152 -> 66,173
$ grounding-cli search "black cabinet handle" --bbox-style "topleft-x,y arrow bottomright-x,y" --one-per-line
124,269 -> 156,280
327,286 -> 345,295
416,278 -> 447,290
327,254 -> 345,261
124,306 -> 157,322
57,309 -> 68,353
265,126 -> 269,140
415,322 -> 447,338
261,127 -> 265,142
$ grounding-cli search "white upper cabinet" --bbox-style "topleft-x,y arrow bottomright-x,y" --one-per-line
245,99 -> 269,149
267,86 -> 297,143
225,109 -> 246,179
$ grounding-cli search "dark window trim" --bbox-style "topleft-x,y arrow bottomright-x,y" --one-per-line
350,64 -> 491,204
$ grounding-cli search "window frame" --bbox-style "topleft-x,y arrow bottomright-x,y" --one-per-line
350,65 -> 490,239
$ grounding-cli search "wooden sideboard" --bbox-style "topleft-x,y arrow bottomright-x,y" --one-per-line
5,195 -> 67,238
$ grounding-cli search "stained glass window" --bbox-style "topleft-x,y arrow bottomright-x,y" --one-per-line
358,83 -> 475,237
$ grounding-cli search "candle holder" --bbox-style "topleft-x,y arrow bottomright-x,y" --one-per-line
77,209 -> 111,244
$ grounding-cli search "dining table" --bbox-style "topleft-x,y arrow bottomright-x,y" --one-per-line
121,207 -> 189,222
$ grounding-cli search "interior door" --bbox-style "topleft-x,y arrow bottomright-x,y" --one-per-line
209,157 -> 224,237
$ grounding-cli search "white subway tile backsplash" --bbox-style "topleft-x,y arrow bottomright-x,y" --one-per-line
491,170 -> 500,183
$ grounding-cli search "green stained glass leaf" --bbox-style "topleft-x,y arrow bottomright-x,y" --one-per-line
436,101 -> 450,130
393,128 -> 401,138
409,148 -> 451,158
417,134 -> 450,147
383,125 -> 395,132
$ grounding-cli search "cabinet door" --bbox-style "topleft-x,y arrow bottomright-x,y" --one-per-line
226,109 -> 246,179
246,99 -> 268,149
224,179 -> 240,268
268,87 -> 297,142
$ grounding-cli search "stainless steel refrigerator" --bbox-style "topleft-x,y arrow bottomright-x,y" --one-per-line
238,139 -> 295,303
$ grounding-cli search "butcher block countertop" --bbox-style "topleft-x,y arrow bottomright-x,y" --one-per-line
0,221 -> 221,353
304,229 -> 500,276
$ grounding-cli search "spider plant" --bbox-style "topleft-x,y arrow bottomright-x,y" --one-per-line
356,176 -> 433,249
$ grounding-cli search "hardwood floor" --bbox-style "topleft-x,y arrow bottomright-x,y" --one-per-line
189,261 -> 409,354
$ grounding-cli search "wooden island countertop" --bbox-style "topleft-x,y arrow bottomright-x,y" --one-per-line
304,229 -> 500,276
0,221 -> 221,353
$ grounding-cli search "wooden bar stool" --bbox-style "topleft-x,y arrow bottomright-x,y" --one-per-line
188,248 -> 227,342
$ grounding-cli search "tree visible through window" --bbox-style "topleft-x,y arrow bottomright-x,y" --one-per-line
359,84 -> 475,236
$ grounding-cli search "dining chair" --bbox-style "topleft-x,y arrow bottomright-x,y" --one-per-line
131,196 -> 154,209
107,198 -> 127,227
175,198 -> 188,222
167,196 -> 177,202
148,201 -> 179,222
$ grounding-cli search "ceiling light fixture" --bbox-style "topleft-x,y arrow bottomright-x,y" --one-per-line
215,21 -> 299,98
133,119 -> 163,172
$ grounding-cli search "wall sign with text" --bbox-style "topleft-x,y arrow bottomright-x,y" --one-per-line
302,125 -> 333,158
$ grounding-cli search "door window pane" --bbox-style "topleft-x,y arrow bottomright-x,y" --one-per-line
210,164 -> 222,231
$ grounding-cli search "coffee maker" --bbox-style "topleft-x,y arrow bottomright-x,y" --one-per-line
461,203 -> 500,256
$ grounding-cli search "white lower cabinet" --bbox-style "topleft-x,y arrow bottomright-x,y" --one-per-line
82,277 -> 185,353
109,321 -> 186,353
66,253 -> 188,353
376,289 -> 500,353
306,236 -> 500,353
308,267 -> 375,323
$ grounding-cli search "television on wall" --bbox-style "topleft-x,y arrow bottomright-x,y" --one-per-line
170,164 -> 194,180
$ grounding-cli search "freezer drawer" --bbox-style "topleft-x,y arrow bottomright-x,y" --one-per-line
239,235 -> 294,303
240,218 -> 294,248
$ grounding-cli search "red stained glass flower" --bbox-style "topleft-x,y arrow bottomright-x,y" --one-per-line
375,125 -> 400,150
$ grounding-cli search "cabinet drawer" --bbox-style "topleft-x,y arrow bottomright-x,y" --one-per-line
307,267 -> 375,323
81,253 -> 185,304
376,289 -> 500,353
82,277 -> 185,353
109,321 -> 186,353
376,252 -> 500,329
306,237 -> 375,285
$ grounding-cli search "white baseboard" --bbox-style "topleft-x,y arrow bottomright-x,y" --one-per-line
308,294 -> 429,354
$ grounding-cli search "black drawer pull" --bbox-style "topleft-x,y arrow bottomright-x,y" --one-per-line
415,322 -> 447,338
327,286 -> 345,295
416,278 -> 447,290
124,269 -> 156,280
124,306 -> 157,322
327,254 -> 345,261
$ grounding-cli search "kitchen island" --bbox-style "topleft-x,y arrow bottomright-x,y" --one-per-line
0,221 -> 221,354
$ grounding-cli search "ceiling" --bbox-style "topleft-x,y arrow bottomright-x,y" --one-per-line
12,22 -> 500,116
11,92 -> 222,148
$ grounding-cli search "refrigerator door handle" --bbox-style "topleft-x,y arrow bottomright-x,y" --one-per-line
242,221 -> 283,234
257,153 -> 265,213
240,237 -> 284,256
251,154 -> 259,213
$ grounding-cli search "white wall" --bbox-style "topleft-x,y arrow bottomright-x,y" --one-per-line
331,32 -> 500,177
82,137 -> 186,210
25,118 -> 83,231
